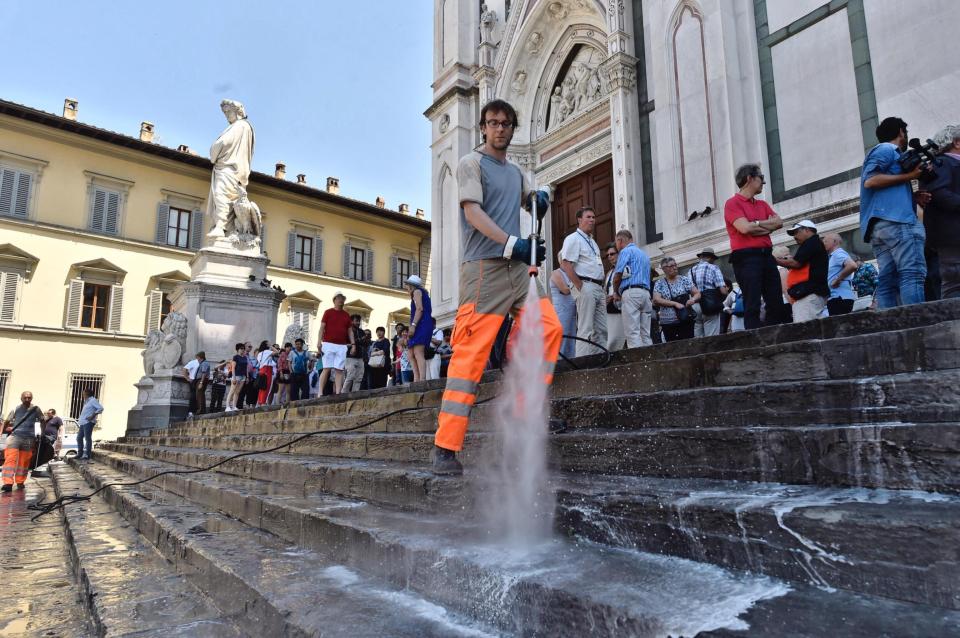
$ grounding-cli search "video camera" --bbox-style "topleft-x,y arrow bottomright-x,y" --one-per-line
899,138 -> 942,181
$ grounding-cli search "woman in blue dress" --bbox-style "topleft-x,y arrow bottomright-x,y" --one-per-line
405,275 -> 435,382
549,259 -> 577,361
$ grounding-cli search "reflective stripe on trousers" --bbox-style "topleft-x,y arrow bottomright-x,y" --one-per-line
434,296 -> 563,452
3,447 -> 34,485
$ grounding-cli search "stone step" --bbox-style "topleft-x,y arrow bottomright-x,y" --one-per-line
575,297 -> 960,372
49,463 -> 246,637
553,474 -> 960,610
78,451 -> 960,636
87,445 -> 960,609
63,461 -> 504,637
160,309 -> 960,439
131,365 -> 960,458
104,409 -> 960,494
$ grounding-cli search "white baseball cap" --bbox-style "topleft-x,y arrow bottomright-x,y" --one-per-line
787,220 -> 817,235
405,275 -> 423,287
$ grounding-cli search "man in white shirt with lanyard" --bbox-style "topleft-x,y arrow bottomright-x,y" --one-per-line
559,206 -> 607,356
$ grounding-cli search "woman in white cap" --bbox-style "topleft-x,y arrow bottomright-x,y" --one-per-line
405,275 -> 435,382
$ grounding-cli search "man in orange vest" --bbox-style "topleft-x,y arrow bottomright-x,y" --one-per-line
433,99 -> 563,475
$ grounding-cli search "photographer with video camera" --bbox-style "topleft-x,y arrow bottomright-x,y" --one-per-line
859,117 -> 932,309
924,125 -> 960,299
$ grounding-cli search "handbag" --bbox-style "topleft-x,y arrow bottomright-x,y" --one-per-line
368,349 -> 386,368
256,374 -> 269,391
699,288 -> 724,315
668,284 -> 695,324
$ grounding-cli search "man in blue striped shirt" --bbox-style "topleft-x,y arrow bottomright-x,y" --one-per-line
609,229 -> 653,348
688,248 -> 728,337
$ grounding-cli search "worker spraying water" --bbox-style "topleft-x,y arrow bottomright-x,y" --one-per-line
433,99 -> 563,476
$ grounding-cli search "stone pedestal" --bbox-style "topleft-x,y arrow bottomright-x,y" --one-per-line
125,371 -> 192,436
170,249 -> 285,365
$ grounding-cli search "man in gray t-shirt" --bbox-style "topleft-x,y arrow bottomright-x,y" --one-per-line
433,99 -> 563,476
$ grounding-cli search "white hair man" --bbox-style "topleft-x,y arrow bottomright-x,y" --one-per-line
821,233 -> 858,315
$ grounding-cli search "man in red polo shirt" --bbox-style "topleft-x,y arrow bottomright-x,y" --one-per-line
317,291 -> 355,395
724,163 -> 787,330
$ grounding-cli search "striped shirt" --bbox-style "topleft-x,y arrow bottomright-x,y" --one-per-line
689,260 -> 724,291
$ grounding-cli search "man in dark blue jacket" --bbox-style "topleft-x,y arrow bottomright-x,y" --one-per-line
925,125 -> 960,299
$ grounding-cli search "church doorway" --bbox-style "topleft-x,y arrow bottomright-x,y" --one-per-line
550,159 -> 615,263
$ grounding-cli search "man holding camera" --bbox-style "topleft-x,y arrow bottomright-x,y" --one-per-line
925,125 -> 960,299
859,117 -> 931,308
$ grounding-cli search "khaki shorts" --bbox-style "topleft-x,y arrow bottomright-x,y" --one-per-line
459,258 -> 547,317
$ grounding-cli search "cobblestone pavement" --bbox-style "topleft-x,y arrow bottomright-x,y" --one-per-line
0,476 -> 91,638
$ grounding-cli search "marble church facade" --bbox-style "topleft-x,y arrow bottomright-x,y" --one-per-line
426,0 -> 959,327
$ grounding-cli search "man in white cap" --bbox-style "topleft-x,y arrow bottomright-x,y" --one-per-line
688,247 -> 728,337
776,220 -> 830,322
317,291 -> 356,395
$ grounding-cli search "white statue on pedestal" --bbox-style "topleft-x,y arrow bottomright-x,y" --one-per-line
205,99 -> 261,251
142,311 -> 188,374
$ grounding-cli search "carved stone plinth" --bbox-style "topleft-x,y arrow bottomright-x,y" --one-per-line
125,370 -> 192,436
169,279 -> 285,367
190,246 -> 268,288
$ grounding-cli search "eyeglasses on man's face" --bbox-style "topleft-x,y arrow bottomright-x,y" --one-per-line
607,252 -> 618,259
484,120 -> 515,130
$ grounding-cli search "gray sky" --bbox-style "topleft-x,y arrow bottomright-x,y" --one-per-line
0,0 -> 434,216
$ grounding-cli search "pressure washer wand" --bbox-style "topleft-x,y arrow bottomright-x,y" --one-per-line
529,181 -> 541,278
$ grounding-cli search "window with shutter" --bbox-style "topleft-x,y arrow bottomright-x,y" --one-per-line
365,248 -> 374,283
65,279 -> 84,328
391,254 -> 399,288
350,247 -> 365,281
90,187 -> 122,234
108,285 -> 123,332
412,260 -> 420,276
0,168 -> 32,219
397,257 -> 412,287
0,272 -> 20,323
166,206 -> 192,248
79,282 -> 111,330
287,231 -> 297,268
291,309 -> 312,339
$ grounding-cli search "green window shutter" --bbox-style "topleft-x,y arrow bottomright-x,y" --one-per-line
13,172 -> 30,218
155,202 -> 170,244
189,208 -> 204,249
65,279 -> 84,328
342,242 -> 351,278
0,272 -> 19,323
390,254 -> 399,288
146,289 -> 163,332
104,192 -> 120,235
90,189 -> 107,231
365,248 -> 374,283
0,169 -> 13,216
412,260 -> 420,276
287,231 -> 297,268
314,237 -> 324,273
108,285 -> 124,332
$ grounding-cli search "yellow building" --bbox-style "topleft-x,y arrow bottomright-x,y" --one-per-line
0,98 -> 430,438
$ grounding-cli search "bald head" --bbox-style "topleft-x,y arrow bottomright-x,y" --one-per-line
822,232 -> 842,253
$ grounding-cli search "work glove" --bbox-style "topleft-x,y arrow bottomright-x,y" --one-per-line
524,190 -> 551,217
503,235 -> 546,266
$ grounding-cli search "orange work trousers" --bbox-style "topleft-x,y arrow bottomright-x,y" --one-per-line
2,440 -> 34,486
435,259 -> 563,452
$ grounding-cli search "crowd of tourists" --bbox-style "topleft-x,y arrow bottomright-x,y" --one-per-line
183,279 -> 454,416
547,117 -> 958,350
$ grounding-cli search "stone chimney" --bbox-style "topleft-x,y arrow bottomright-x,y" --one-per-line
326,177 -> 340,195
275,162 -> 286,179
177,144 -> 190,153
375,196 -> 386,209
399,203 -> 410,215
415,208 -> 425,219
139,121 -> 155,143
63,98 -> 78,120
296,173 -> 307,184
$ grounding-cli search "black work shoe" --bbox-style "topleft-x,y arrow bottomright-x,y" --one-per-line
548,418 -> 568,434
15,483 -> 25,490
432,446 -> 463,476
1,484 -> 11,493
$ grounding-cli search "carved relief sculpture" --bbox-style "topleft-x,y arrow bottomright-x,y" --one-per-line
511,69 -> 528,95
283,322 -> 309,349
548,46 -> 607,131
158,312 -> 188,370
526,31 -> 543,55
439,113 -> 450,134
548,2 -> 568,20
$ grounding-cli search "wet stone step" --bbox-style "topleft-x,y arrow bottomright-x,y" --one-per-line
64,460 -> 502,637
104,414 -> 960,494
0,476 -> 92,638
77,452 -> 960,637
553,474 -> 960,610
49,463 -> 245,637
